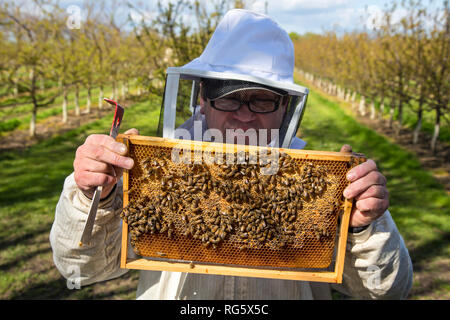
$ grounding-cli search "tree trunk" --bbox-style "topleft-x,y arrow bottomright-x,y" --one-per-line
413,87 -> 426,145
13,81 -> 19,97
370,101 -> 376,120
86,85 -> 91,114
99,85 -> 104,109
359,96 -> 366,116
379,102 -> 385,120
30,106 -> 37,137
389,104 -> 395,128
111,81 -> 118,100
121,82 -> 126,100
74,84 -> 80,116
62,85 -> 68,123
378,96 -> 385,120
413,106 -> 423,145
29,68 -> 37,137
110,82 -> 115,100
395,99 -> 403,137
431,108 -> 440,154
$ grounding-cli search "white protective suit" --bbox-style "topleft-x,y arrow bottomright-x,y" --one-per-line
50,113 -> 413,299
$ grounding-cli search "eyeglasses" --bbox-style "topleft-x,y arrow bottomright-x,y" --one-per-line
209,96 -> 283,114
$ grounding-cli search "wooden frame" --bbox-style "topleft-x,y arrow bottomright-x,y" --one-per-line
118,134 -> 360,284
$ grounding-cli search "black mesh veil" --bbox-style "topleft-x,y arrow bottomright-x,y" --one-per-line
157,76 -> 306,148
202,78 -> 288,100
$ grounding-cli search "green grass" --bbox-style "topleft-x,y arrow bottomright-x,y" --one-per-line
0,118 -> 20,133
0,83 -> 448,299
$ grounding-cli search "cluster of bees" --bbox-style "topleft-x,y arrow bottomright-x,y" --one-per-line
122,195 -> 176,248
121,149 -> 337,255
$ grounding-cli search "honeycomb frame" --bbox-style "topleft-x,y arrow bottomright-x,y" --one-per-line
117,134 -> 366,283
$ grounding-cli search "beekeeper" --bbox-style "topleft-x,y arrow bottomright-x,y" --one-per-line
50,9 -> 413,299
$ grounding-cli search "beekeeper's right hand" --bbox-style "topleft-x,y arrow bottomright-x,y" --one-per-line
74,128 -> 139,199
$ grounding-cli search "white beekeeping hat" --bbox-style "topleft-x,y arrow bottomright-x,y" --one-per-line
161,9 -> 309,148
182,9 -> 295,85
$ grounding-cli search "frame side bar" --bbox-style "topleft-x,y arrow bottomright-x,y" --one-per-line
334,198 -> 352,283
120,137 -> 130,269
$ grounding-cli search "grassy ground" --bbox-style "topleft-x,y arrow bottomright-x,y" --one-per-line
0,83 -> 138,136
0,86 -> 448,299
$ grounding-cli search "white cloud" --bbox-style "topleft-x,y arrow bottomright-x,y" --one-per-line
391,7 -> 409,24
365,5 -> 384,30
250,1 -> 266,13
13,0 -> 46,18
247,0 -> 363,33
267,0 -> 350,10
268,6 -> 364,34
363,5 -> 409,31
129,9 -> 155,25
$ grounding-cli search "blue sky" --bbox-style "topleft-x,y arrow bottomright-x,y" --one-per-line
125,0 -> 421,35
22,0 -> 442,35
250,0 -> 397,34
123,0 -> 403,34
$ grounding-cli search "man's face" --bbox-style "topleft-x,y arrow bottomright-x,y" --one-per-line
199,89 -> 287,145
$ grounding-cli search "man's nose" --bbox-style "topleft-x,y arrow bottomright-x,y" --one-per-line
232,103 -> 256,122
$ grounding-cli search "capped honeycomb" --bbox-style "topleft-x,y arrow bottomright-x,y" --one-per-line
119,136 -> 364,271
